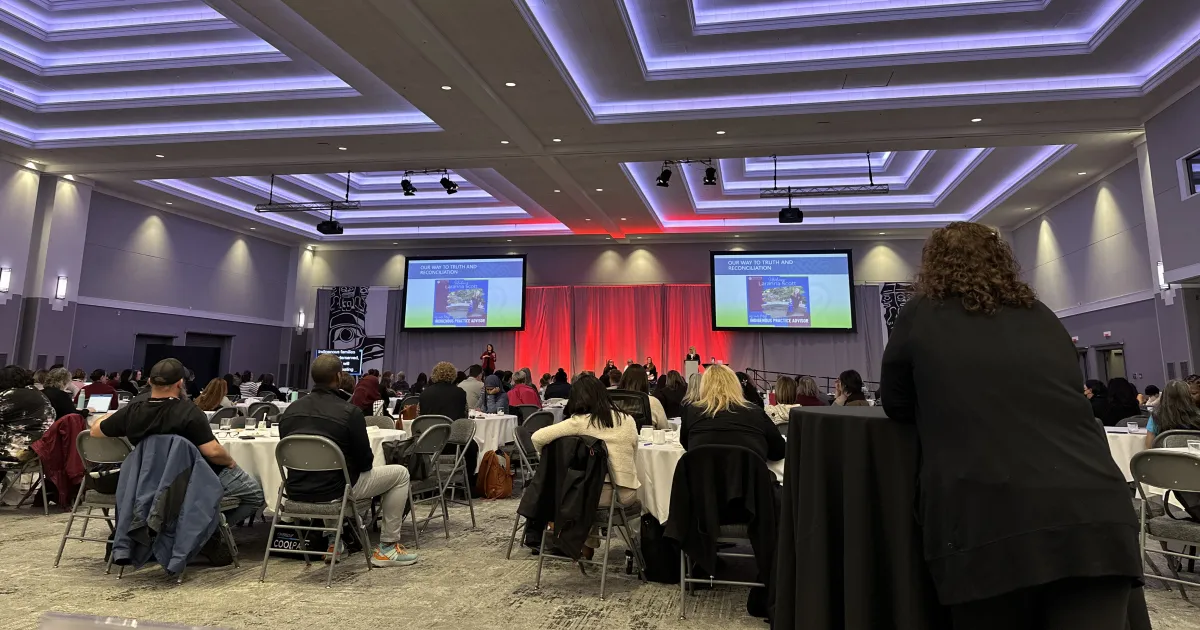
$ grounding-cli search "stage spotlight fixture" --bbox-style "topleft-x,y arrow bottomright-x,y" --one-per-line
440,175 -> 458,194
401,178 -> 416,196
703,166 -> 717,186
655,165 -> 672,187
778,207 -> 803,224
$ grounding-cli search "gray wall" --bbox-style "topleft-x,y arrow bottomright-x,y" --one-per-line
1012,161 -> 1152,312
1145,85 -> 1200,278
70,304 -> 286,377
310,238 -> 925,288
81,192 -> 293,321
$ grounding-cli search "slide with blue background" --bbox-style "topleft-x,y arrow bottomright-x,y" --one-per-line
403,258 -> 525,329
713,253 -> 854,329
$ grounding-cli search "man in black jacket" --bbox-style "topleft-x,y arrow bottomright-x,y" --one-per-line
278,354 -> 418,567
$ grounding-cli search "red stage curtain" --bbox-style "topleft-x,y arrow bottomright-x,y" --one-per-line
664,284 -> 728,374
572,285 -> 664,375
514,286 -> 574,378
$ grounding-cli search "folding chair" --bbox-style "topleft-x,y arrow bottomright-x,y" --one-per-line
609,389 -> 653,431
403,424 -> 453,543
247,402 -> 279,421
53,432 -> 131,570
522,410 -> 555,432
366,416 -> 396,430
1132,449 -> 1200,600
533,437 -> 646,599
210,407 -> 239,427
1155,430 -> 1200,448
512,404 -> 540,425
506,424 -> 541,559
259,435 -> 374,588
411,414 -> 452,437
248,406 -> 272,427
260,392 -> 277,402
8,457 -> 50,515
437,418 -> 476,528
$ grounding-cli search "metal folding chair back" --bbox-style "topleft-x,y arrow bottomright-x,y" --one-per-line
1154,430 -> 1200,449
366,415 -> 396,430
54,432 -> 129,569
210,407 -> 238,425
261,435 -> 373,588
412,414 -> 452,437
523,411 -> 555,432
513,404 -> 540,425
401,394 -> 421,409
437,418 -> 477,528
404,423 -> 454,543
260,392 -> 277,402
504,424 -> 542,559
1131,449 -> 1200,598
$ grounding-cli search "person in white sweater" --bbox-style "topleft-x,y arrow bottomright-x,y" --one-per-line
531,374 -> 640,550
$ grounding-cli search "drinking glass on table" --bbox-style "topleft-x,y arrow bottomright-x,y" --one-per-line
1188,439 -> 1200,455
1125,420 -> 1140,434
219,415 -> 233,431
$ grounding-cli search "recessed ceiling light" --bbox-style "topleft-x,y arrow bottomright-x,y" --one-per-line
595,188 -> 603,192
552,138 -> 562,143
970,118 -> 982,123
392,242 -> 398,245
154,154 -> 164,158
585,218 -> 591,221
338,147 -> 347,151
1024,207 -> 1033,210
734,235 -> 740,238
165,202 -> 173,205
1078,172 -> 1087,175
716,130 -> 726,135
504,82 -> 516,87
620,217 -> 627,221
441,85 -> 452,90
507,239 -> 513,242
636,236 -> 642,239
879,232 -> 886,235
500,140 -> 509,144
249,227 -> 256,230
553,189 -> 561,193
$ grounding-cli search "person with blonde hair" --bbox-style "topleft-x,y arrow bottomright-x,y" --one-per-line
682,372 -> 703,406
680,365 -> 784,462
794,375 -> 826,406
880,221 -> 1143,628
764,375 -> 800,424
194,378 -> 232,412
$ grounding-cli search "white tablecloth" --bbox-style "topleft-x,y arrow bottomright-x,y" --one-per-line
401,414 -> 518,471
546,406 -> 565,423
1105,427 -> 1148,482
219,427 -> 407,505
635,442 -> 784,523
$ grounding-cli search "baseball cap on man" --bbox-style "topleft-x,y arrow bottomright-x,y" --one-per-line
148,358 -> 187,386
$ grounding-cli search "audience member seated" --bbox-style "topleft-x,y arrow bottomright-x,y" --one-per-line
459,364 -> 485,411
682,373 -> 702,408
42,368 -> 82,420
833,369 -> 869,406
794,376 -> 826,406
394,371 -> 409,392
114,369 -> 140,396
278,354 -> 418,567
538,373 -> 551,397
336,373 -> 356,401
238,371 -> 259,398
67,369 -> 86,398
380,371 -> 395,397
764,375 -> 801,424
454,370 -> 467,386
1085,379 -> 1109,421
1188,375 -> 1200,405
1139,384 -> 1161,410
0,365 -> 55,467
737,371 -> 765,407
1102,377 -> 1141,427
256,373 -> 284,400
681,365 -> 785,463
419,362 -> 468,419
606,368 -> 622,389
409,373 -> 428,395
92,358 -> 264,559
617,364 -> 667,429
544,369 -> 572,401
194,378 -> 234,412
1146,380 -> 1200,520
484,369 -> 507,413
654,370 -> 687,419
507,371 -> 542,409
79,369 -> 118,410
531,374 -> 639,554
222,374 -> 238,399
350,374 -> 382,417
32,369 -> 47,390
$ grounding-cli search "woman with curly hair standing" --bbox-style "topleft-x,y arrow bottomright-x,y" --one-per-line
880,222 -> 1145,629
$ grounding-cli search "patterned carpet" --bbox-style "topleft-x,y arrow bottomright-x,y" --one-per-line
1,497 -> 1198,630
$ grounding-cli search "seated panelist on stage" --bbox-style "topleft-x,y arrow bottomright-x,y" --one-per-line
681,365 -> 784,463
278,353 -> 418,568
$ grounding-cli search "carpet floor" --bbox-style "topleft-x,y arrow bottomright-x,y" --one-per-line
1,497 -> 1198,630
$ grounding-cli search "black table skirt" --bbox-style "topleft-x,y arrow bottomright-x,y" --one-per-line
771,406 -> 950,630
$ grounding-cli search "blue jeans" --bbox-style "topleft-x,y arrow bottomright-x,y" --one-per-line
219,466 -> 265,525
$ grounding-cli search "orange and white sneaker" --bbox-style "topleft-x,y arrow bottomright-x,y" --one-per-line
370,542 -> 418,567
324,539 -> 348,564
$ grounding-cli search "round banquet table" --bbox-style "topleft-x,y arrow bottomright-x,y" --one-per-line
401,414 -> 517,471
1105,426 -> 1149,481
219,427 -> 406,506
635,442 -> 784,524
545,405 -> 565,423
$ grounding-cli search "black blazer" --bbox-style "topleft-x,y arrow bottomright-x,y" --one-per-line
418,382 -> 468,420
880,296 -> 1141,605
518,435 -> 608,559
681,404 -> 785,462
43,386 -> 80,420
685,353 -> 700,362
544,381 -> 571,400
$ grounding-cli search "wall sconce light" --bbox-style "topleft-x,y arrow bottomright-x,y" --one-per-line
296,309 -> 306,328
1157,261 -> 1169,291
54,276 -> 67,300
0,268 -> 10,293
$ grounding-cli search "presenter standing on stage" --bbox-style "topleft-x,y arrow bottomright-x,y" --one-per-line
685,347 -> 700,363
480,344 -> 497,373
